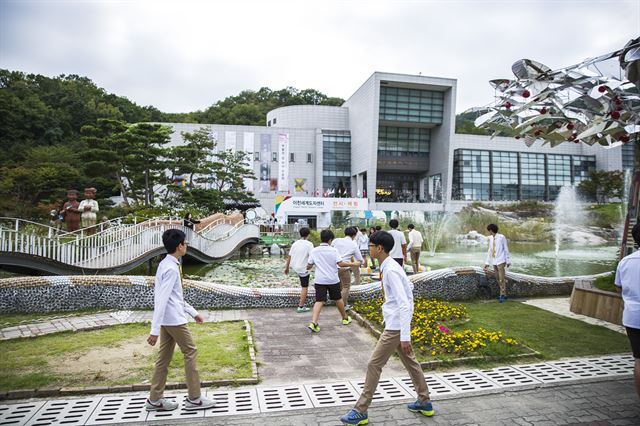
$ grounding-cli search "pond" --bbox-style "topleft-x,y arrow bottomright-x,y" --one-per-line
167,241 -> 618,287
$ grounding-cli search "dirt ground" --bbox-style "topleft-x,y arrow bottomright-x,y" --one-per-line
54,336 -> 155,381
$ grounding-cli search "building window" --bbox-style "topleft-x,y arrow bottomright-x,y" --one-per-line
520,152 -> 546,201
290,152 -> 295,162
254,152 -> 260,161
322,130 -> 351,195
307,153 -> 312,163
547,154 -> 572,200
272,152 -> 278,162
378,126 -> 430,156
379,86 -> 444,125
452,149 -> 490,201
273,117 -> 277,125
267,120 -> 271,127
491,151 -> 519,201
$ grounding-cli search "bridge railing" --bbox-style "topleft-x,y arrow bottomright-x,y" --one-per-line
0,216 -> 258,269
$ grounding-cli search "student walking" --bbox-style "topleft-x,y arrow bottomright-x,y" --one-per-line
615,223 -> 640,398
340,231 -> 433,425
388,219 -> 407,267
332,227 -> 364,310
284,227 -> 314,313
306,229 -> 358,333
483,223 -> 511,303
145,229 -> 215,412
407,224 -> 424,275
357,228 -> 370,269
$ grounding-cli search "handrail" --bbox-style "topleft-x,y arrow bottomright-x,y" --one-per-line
0,215 -> 258,270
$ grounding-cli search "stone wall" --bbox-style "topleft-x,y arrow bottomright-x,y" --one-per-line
0,267 -> 589,313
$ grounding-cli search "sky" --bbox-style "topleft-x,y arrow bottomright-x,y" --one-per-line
1,0 -> 639,114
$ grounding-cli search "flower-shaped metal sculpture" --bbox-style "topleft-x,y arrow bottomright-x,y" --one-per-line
474,37 -> 640,149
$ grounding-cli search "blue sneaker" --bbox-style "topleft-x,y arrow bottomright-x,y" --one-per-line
407,400 -> 434,416
340,409 -> 368,425
499,295 -> 506,303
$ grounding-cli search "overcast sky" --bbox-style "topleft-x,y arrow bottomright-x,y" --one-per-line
1,0 -> 638,114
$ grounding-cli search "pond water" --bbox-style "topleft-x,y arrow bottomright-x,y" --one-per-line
170,241 -> 618,287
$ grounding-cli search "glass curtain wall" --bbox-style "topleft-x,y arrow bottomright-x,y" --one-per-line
452,149 -> 595,201
379,87 -> 444,124
520,153 -> 546,201
322,131 -> 351,196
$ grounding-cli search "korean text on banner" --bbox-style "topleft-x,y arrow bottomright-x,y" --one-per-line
260,134 -> 271,193
278,134 -> 289,192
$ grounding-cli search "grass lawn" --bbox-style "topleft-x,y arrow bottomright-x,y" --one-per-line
0,321 -> 253,391
456,300 -> 629,359
592,274 -> 618,293
0,309 -> 106,328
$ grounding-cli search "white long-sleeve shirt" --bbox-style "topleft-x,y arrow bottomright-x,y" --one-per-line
484,233 -> 511,266
150,254 -> 198,336
380,256 -> 414,341
615,250 -> 640,329
407,229 -> 424,250
332,237 -> 364,268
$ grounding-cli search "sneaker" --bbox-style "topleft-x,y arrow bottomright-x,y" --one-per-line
341,316 -> 352,325
307,322 -> 320,333
297,306 -> 310,313
340,409 -> 369,425
407,400 -> 434,416
345,304 -> 353,311
498,295 -> 506,303
145,398 -> 178,411
184,396 -> 216,411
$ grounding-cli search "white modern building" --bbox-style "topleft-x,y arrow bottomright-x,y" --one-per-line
163,72 -> 632,219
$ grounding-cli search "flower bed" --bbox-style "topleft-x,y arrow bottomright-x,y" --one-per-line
353,297 -> 530,362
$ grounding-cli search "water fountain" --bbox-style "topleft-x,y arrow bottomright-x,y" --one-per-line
553,185 -> 586,257
422,211 -> 453,257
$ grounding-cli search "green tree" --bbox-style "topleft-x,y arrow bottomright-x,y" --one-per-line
578,170 -> 624,204
81,118 -> 132,207
123,123 -> 172,206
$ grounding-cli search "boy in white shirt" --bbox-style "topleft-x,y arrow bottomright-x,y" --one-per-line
483,223 -> 511,303
407,224 -> 424,275
284,227 -> 314,313
615,223 -> 640,397
145,229 -> 215,412
340,230 -> 433,425
306,229 -> 359,333
388,219 -> 407,266
332,226 -> 364,309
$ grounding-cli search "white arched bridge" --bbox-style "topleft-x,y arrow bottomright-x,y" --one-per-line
0,213 -> 260,275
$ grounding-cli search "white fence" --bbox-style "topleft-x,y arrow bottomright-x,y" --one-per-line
0,217 -> 259,270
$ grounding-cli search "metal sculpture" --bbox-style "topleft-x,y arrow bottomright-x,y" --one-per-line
473,37 -> 640,149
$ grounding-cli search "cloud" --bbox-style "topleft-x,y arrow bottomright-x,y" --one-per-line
1,0 -> 638,113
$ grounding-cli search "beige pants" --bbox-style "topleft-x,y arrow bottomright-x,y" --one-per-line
338,268 -> 352,305
494,263 -> 507,296
149,324 -> 201,401
352,265 -> 361,285
354,330 -> 430,413
410,247 -> 421,266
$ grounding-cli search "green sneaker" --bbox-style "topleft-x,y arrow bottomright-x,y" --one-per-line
307,322 -> 320,333
341,316 -> 352,325
297,306 -> 310,313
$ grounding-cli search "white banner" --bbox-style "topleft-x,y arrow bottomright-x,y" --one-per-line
225,131 -> 236,151
276,197 -> 369,216
277,134 -> 289,192
243,132 -> 255,192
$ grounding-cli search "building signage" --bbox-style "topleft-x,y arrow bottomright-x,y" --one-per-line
243,132 -> 254,192
260,134 -> 271,192
277,133 -> 289,192
278,197 -> 369,215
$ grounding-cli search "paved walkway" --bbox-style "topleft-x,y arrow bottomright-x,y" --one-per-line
125,378 -> 640,425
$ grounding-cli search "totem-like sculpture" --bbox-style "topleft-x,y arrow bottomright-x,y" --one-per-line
60,189 -> 81,232
79,187 -> 99,235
